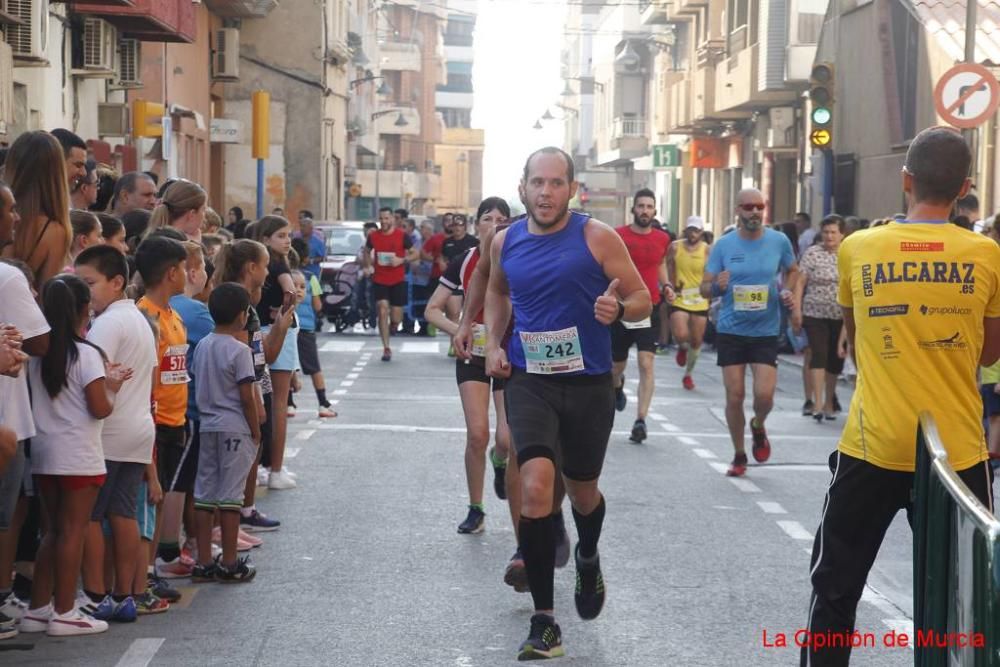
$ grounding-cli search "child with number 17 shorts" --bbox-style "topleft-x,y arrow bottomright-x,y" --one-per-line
190,283 -> 261,583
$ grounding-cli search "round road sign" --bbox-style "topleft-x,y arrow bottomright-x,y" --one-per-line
933,63 -> 1000,129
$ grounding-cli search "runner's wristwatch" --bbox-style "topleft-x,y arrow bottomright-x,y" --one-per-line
615,298 -> 626,322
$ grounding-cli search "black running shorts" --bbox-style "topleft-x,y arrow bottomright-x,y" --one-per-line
373,281 -> 407,307
504,370 -> 614,481
610,308 -> 660,361
455,358 -> 505,391
715,333 -> 779,367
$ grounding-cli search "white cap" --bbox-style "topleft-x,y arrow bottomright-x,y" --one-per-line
685,215 -> 704,230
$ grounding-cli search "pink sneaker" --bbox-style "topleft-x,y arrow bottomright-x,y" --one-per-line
155,556 -> 194,579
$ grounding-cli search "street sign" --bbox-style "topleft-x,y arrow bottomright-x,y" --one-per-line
652,144 -> 680,169
933,63 -> 1000,129
210,118 -> 243,144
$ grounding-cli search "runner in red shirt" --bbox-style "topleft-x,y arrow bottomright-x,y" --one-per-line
610,189 -> 673,443
362,207 -> 419,361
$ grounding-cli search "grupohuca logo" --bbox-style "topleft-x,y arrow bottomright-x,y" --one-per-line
918,332 -> 968,351
919,305 -> 972,316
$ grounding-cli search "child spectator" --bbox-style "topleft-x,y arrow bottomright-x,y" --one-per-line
69,210 -> 103,264
21,275 -> 132,636
96,213 -> 128,254
292,269 -> 336,418
75,245 -> 156,623
134,236 -> 193,581
250,217 -> 298,490
191,283 -> 260,583
202,233 -> 224,263
213,239 -> 291,531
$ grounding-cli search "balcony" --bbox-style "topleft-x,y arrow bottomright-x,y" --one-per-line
380,41 -> 421,72
674,0 -> 708,17
659,73 -> 690,133
613,117 -> 648,141
72,0 -> 196,43
595,116 -> 649,166
640,0 -> 670,25
785,44 -> 818,83
202,0 -> 278,18
714,42 -> 796,112
354,169 -> 440,200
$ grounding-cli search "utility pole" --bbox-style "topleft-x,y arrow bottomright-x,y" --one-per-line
964,0 -> 978,185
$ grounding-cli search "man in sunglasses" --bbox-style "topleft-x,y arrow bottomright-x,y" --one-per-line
700,188 -> 799,476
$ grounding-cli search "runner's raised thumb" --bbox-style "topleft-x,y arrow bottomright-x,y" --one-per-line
603,278 -> 620,298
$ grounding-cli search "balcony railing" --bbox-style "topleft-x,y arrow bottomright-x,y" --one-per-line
613,117 -> 648,139
203,0 -> 277,18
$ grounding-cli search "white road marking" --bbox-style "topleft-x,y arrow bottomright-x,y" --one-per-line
708,461 -> 730,474
648,413 -> 667,421
332,389 -> 348,396
351,367 -> 364,373
400,341 -> 442,353
295,430 -> 316,441
340,380 -> 354,387
660,423 -> 681,432
677,436 -> 700,446
756,501 -> 787,514
320,340 -> 366,352
692,448 -> 717,459
728,478 -> 762,493
307,419 -> 323,427
329,399 -> 339,405
115,638 -> 165,667
285,447 -> 301,459
346,373 -> 359,379
753,464 -> 830,472
776,520 -> 813,540
623,387 -> 634,395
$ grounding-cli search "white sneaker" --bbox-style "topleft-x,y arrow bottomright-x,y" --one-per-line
287,406 -> 297,417
256,465 -> 269,487
0,593 -> 26,623
267,470 -> 297,490
19,604 -> 52,633
47,608 -> 108,636
280,467 -> 298,480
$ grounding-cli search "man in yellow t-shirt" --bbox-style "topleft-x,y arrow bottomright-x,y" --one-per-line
803,127 -> 1000,666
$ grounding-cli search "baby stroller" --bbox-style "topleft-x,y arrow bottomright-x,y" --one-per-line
322,261 -> 369,332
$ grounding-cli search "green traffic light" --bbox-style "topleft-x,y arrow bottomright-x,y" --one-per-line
812,107 -> 832,125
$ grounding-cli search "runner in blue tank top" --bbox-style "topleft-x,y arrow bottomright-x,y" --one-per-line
483,146 -> 651,661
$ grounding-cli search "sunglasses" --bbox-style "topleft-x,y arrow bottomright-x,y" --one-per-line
739,204 -> 766,212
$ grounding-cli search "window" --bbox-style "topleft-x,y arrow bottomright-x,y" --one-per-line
437,62 -> 473,93
444,15 -> 474,47
438,108 -> 471,128
890,0 -> 919,140
727,0 -> 749,33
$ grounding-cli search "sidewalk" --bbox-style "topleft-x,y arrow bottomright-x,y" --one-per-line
779,350 -> 857,383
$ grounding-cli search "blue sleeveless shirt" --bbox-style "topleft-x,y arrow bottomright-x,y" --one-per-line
501,212 -> 612,375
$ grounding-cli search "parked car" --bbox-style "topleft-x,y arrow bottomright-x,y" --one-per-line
314,221 -> 370,330
315,221 -> 367,272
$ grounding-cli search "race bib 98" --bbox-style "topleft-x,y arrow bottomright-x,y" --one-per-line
471,323 -> 488,357
733,285 -> 768,312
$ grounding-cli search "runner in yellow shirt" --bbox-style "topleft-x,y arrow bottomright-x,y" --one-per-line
666,216 -> 711,390
803,126 -> 1000,666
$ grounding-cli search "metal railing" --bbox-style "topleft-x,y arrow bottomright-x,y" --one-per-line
612,117 -> 648,139
913,412 -> 1000,665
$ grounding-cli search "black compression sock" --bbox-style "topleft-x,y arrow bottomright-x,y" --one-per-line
572,495 -> 606,560
157,543 -> 180,563
316,388 -> 329,406
519,515 -> 557,611
85,589 -> 104,604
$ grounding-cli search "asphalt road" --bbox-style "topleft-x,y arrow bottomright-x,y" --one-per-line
9,329 -> 925,666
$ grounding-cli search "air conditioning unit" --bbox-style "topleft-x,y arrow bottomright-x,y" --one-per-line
97,102 -> 128,136
212,28 -> 239,81
4,0 -> 48,65
76,18 -> 116,77
112,38 -> 142,89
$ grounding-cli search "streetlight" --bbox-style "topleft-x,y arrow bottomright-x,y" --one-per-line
533,120 -> 543,130
351,74 -> 392,97
371,109 -> 409,212
561,76 -> 605,96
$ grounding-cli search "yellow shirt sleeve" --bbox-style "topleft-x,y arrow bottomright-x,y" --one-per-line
837,235 -> 855,308
985,242 -> 1000,318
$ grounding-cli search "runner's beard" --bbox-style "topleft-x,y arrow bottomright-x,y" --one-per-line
529,200 -> 570,229
634,214 -> 653,228
741,215 -> 762,231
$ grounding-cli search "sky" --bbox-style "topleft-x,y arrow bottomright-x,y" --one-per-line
471,0 -> 569,211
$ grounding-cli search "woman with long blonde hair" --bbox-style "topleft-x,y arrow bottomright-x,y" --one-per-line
146,180 -> 207,243
2,131 -> 71,288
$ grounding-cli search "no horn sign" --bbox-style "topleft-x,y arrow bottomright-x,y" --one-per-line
933,63 -> 1000,129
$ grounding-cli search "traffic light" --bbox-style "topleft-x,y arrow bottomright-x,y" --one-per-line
252,90 -> 270,160
132,99 -> 164,138
809,63 -> 834,149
